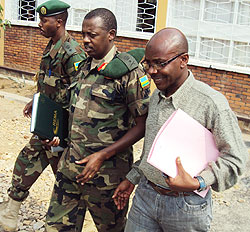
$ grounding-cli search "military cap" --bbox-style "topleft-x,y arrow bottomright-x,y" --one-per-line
36,0 -> 70,17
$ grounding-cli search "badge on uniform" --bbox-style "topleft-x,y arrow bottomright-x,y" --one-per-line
139,75 -> 150,88
97,62 -> 108,71
74,61 -> 81,71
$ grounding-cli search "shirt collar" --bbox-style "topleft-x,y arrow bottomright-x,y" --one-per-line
43,31 -> 69,59
158,71 -> 195,109
90,45 -> 117,70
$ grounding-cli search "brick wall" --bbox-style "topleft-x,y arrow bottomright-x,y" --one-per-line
4,25 -> 147,73
3,25 -> 250,117
4,26 -> 48,73
189,66 -> 250,117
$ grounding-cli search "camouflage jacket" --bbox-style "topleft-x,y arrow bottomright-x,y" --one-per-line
58,46 -> 150,190
37,31 -> 86,108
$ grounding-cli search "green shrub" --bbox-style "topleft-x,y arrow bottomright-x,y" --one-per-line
0,4 -> 11,30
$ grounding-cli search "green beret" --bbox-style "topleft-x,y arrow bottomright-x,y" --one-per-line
36,0 -> 70,17
99,48 -> 145,79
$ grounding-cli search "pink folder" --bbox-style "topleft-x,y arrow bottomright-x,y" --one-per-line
147,109 -> 219,197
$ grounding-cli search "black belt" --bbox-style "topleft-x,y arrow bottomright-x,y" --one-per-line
148,180 -> 191,197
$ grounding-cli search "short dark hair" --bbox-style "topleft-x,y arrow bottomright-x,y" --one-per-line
84,8 -> 117,32
54,11 -> 68,25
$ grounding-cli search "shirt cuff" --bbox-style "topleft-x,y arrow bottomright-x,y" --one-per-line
199,168 -> 217,188
126,168 -> 141,185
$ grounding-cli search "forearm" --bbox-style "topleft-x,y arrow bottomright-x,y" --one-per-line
99,114 -> 147,160
200,110 -> 248,191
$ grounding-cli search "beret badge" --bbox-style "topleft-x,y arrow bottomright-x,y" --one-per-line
40,6 -> 47,15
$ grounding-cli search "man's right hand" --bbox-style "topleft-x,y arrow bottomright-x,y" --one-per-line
112,179 -> 135,210
23,100 -> 33,118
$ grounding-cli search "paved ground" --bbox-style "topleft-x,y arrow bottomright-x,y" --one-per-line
0,77 -> 249,231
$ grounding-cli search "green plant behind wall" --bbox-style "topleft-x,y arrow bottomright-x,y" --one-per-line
0,4 -> 11,30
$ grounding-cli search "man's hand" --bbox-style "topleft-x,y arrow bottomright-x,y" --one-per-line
164,157 -> 200,192
23,100 -> 33,118
41,137 -> 60,150
75,151 -> 106,185
112,179 -> 135,210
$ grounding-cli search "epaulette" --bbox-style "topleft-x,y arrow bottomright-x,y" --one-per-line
99,48 -> 145,79
63,41 -> 77,56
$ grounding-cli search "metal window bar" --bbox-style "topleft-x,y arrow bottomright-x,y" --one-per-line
167,0 -> 250,69
137,0 -> 157,33
18,0 -> 36,21
9,0 -> 157,35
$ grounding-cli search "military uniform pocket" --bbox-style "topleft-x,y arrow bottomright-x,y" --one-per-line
43,75 -> 61,87
87,84 -> 116,119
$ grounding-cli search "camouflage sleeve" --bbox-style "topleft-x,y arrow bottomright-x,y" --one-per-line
123,65 -> 150,118
65,51 -> 86,82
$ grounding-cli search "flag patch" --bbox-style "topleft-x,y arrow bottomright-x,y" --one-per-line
139,75 -> 149,88
74,61 -> 81,71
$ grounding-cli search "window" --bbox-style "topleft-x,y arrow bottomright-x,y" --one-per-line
167,0 -> 250,73
19,0 -> 36,21
6,0 -> 157,39
137,0 -> 157,33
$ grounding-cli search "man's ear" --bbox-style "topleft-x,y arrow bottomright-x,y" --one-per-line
56,18 -> 63,28
180,53 -> 189,68
108,29 -> 116,41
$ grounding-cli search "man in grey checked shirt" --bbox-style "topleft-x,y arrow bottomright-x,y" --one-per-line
113,27 -> 248,232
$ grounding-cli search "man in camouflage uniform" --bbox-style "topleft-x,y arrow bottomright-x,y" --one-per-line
45,8 -> 150,232
0,1 -> 85,231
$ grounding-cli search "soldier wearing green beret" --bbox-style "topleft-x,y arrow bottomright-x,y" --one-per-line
0,1 -> 86,231
36,0 -> 70,17
45,7 -> 150,232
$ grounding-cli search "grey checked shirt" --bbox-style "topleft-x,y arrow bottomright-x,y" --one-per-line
126,71 -> 248,192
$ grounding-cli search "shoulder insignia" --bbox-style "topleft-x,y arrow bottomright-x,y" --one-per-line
99,48 -> 145,79
97,62 -> 108,71
63,41 -> 76,56
117,52 -> 138,71
74,61 -> 81,71
139,75 -> 150,88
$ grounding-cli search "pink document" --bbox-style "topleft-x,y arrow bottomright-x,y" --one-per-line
147,109 -> 219,197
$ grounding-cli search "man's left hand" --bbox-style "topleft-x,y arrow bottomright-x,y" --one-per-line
75,151 -> 106,185
164,157 -> 200,192
41,136 -> 60,150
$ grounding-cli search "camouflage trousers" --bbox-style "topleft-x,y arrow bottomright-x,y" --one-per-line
45,171 -> 128,232
8,135 -> 61,201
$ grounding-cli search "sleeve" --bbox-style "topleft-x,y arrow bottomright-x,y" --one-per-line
122,65 -> 150,118
126,90 -> 159,185
126,142 -> 147,185
65,51 -> 86,82
126,159 -> 143,185
200,108 -> 248,192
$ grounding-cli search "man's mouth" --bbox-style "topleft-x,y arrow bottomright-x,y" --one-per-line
84,44 -> 93,52
152,76 -> 163,84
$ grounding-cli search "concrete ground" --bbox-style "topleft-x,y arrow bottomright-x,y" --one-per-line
0,76 -> 250,231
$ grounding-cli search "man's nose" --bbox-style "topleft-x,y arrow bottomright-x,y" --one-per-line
82,35 -> 90,43
147,65 -> 158,76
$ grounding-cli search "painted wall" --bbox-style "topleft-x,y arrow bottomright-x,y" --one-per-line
0,0 -> 5,66
3,25 -> 250,118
